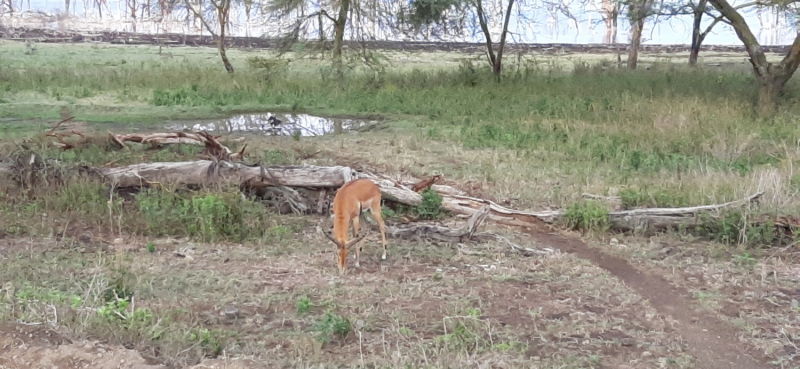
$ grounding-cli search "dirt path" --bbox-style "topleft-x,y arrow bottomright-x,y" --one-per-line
523,227 -> 773,369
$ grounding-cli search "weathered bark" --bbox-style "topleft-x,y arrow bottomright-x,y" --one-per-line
708,0 -> 800,113
99,161 -> 356,189
386,205 -> 494,243
332,0 -> 350,63
110,132 -> 245,160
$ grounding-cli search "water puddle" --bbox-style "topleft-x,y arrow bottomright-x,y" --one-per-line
166,113 -> 382,136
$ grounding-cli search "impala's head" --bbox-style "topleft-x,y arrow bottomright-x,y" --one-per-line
323,220 -> 368,273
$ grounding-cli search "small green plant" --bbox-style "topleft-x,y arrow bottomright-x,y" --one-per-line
311,311 -> 351,343
268,225 -> 291,240
733,252 -> 757,269
188,328 -> 225,357
296,295 -> 312,315
398,326 -> 416,336
563,200 -> 609,233
415,188 -> 447,220
146,242 -> 156,253
436,322 -> 479,352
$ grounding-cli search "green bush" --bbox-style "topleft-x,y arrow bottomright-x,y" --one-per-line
563,200 -> 609,233
416,188 -> 447,220
312,311 -> 351,343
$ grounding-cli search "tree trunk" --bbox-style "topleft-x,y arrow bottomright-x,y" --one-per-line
757,76 -> 786,114
611,11 -> 618,43
689,0 -> 707,66
708,0 -> 800,113
602,0 -> 618,44
216,0 -> 234,73
628,18 -> 643,69
475,0 -> 497,73
333,0 -> 350,63
492,0 -> 516,76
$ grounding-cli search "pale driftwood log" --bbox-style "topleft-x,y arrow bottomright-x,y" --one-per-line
386,205 -> 493,243
607,192 -> 764,232
99,161 -> 357,189
110,132 -> 246,161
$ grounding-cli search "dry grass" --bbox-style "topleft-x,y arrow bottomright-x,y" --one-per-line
0,222 -> 699,368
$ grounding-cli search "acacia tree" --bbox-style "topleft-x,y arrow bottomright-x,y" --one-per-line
402,0 -> 525,77
184,0 -> 235,73
266,0 -> 392,65
684,0 -> 757,66
708,0 -> 800,112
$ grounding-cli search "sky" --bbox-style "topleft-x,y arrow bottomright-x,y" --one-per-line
3,0 -> 797,45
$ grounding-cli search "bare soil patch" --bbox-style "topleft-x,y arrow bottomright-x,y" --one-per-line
523,225 -> 775,369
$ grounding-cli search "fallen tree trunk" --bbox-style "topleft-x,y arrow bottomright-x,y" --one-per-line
93,161 -> 768,231
0,156 -> 770,233
99,161 -> 357,189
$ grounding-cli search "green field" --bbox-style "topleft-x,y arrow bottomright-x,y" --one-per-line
0,40 -> 799,368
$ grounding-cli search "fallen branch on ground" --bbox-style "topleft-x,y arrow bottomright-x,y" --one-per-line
46,117 -> 86,150
110,132 -> 246,161
386,205 -> 493,243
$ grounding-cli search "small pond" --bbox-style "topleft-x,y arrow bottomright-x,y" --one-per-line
166,113 -> 382,137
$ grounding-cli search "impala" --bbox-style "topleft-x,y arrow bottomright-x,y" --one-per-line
324,179 -> 388,273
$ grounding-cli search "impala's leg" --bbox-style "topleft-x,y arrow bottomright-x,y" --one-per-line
351,215 -> 361,268
370,202 -> 388,261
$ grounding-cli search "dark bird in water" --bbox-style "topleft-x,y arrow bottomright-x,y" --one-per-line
268,116 -> 283,127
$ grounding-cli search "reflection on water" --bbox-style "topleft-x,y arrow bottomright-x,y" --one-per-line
166,113 -> 378,136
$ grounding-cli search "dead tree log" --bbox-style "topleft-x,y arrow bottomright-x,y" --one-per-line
99,161 -> 357,189
607,192 -> 764,232
110,132 -> 246,161
386,205 -> 493,243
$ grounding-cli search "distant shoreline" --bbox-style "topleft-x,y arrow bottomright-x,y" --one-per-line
0,25 -> 793,55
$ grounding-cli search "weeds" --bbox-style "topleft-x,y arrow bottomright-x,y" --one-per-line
415,188 -> 447,220
135,188 -> 268,242
297,295 -> 313,315
698,210 -> 778,248
311,311 -> 351,343
563,200 -> 609,233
